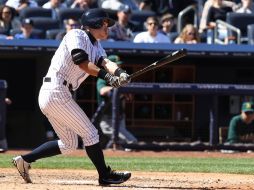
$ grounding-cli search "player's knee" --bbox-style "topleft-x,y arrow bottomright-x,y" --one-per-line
61,138 -> 79,154
82,133 -> 100,146
68,139 -> 79,150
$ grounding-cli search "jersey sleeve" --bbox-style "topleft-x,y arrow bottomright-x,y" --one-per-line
65,30 -> 89,54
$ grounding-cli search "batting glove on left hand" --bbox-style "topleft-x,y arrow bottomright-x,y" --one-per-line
104,73 -> 121,88
119,73 -> 131,86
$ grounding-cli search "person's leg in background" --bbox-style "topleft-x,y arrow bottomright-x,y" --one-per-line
119,115 -> 138,143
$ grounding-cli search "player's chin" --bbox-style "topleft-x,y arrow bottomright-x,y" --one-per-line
100,33 -> 108,40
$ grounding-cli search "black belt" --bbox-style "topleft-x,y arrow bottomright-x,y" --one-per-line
44,77 -> 73,92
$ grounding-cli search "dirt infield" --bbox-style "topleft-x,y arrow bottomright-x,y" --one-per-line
1,150 -> 254,190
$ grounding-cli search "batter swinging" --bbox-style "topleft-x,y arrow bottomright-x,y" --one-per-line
12,8 -> 131,185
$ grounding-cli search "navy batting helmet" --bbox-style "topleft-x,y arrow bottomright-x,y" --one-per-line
81,8 -> 115,29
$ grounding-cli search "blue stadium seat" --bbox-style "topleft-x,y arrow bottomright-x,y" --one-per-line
57,8 -> 83,27
19,7 -> 52,20
29,17 -> 61,31
226,13 -> 254,43
34,0 -> 48,6
46,29 -> 65,39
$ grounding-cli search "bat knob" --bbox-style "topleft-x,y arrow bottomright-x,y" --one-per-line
180,48 -> 187,55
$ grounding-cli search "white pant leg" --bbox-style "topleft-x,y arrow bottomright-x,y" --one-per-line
39,87 -> 99,149
47,115 -> 79,154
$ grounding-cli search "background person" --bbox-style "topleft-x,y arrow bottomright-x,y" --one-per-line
69,0 -> 96,10
100,0 -> 139,11
133,16 -> 170,43
159,13 -> 176,41
96,54 -> 138,148
55,18 -> 81,40
42,0 -> 67,19
5,0 -> 38,13
235,0 -> 254,13
0,5 -> 21,36
198,0 -> 236,34
226,101 -> 254,144
10,18 -> 39,39
108,4 -> 141,41
206,0 -> 233,43
174,24 -> 200,44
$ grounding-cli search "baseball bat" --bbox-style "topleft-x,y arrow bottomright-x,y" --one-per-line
128,48 -> 187,79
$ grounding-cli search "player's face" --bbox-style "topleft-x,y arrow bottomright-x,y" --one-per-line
90,20 -> 109,40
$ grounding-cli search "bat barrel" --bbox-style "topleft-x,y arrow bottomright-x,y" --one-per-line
129,48 -> 187,79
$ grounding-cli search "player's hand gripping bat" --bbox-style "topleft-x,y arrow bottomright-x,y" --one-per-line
128,48 -> 187,80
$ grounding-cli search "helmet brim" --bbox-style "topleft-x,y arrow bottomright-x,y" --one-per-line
83,17 -> 115,29
105,18 -> 115,27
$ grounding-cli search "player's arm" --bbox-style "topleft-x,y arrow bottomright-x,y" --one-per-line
71,49 -> 121,88
101,58 -> 131,86
101,58 -> 119,74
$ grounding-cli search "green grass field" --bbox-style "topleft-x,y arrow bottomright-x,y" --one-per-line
1,154 -> 254,175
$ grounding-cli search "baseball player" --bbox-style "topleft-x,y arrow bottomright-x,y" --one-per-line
12,8 -> 131,185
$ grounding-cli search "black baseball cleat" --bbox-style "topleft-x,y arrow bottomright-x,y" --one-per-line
99,166 -> 131,185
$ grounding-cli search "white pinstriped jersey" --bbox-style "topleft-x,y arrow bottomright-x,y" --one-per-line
38,29 -> 106,153
46,29 -> 106,90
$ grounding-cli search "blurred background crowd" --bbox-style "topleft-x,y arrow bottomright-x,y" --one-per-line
0,0 -> 253,44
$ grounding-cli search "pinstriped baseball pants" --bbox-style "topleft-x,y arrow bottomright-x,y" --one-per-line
38,80 -> 99,154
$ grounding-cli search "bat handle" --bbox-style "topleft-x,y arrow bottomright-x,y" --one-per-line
174,48 -> 187,57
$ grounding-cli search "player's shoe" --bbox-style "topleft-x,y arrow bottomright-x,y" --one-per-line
12,156 -> 32,183
99,166 -> 131,185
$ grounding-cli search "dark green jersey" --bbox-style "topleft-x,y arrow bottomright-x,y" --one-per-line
226,115 -> 254,143
96,78 -> 124,117
96,78 -> 107,105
